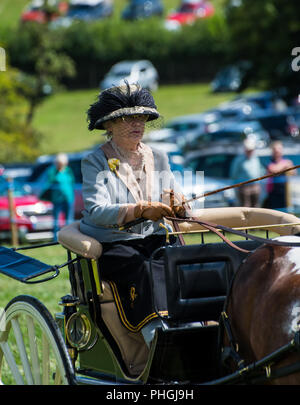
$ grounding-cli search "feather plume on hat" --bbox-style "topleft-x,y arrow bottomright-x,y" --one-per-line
87,82 -> 160,131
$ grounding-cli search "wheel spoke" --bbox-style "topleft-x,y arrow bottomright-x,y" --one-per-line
42,333 -> 50,385
0,296 -> 73,385
54,366 -> 62,385
0,341 -> 24,385
26,315 -> 42,385
11,318 -> 34,385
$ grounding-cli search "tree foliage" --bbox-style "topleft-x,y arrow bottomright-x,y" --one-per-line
0,68 -> 41,162
5,15 -> 230,88
7,6 -> 76,124
224,0 -> 300,97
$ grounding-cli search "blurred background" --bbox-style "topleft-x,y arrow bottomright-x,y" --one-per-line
0,0 -> 299,245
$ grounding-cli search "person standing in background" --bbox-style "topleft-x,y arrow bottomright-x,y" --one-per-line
230,138 -> 265,207
42,153 -> 75,240
264,141 -> 296,210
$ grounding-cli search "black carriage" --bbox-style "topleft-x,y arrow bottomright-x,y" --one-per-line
1,207 -> 300,385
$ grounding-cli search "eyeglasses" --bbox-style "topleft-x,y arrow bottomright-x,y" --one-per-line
118,114 -> 149,123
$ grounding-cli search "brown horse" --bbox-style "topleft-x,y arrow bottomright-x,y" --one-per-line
224,235 -> 300,384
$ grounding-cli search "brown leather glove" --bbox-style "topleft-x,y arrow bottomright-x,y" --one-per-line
162,189 -> 187,218
134,201 -> 175,222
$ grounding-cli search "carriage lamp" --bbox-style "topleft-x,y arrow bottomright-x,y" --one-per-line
66,313 -> 92,350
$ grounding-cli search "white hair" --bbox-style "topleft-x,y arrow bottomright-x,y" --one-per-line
55,153 -> 68,166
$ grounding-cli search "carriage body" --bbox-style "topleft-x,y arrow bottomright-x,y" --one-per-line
1,207 -> 300,385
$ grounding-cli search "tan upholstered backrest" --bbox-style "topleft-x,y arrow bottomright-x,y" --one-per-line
58,221 -> 103,259
173,207 -> 300,236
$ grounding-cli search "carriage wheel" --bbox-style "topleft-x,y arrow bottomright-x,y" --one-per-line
0,295 -> 74,385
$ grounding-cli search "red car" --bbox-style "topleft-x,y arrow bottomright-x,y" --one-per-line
165,0 -> 214,29
0,179 -> 54,243
21,0 -> 69,24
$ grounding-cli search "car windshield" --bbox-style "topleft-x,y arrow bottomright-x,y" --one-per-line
188,154 -> 235,178
28,162 -> 52,182
68,5 -> 92,12
111,70 -> 131,77
208,131 -> 245,142
166,122 -> 201,131
254,114 -> 292,129
28,159 -> 83,184
67,4 -> 103,16
110,66 -> 132,76
179,3 -> 196,12
0,177 -> 30,197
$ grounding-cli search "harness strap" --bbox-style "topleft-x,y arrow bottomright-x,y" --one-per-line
170,218 -> 186,246
166,217 -> 300,250
189,218 -> 250,253
220,311 -> 245,369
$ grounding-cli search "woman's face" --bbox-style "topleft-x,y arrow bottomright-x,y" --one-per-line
272,143 -> 283,160
106,114 -> 148,145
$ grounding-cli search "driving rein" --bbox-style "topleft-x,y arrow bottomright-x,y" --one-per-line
166,216 -> 300,253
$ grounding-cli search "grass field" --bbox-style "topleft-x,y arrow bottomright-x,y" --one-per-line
33,83 -> 235,155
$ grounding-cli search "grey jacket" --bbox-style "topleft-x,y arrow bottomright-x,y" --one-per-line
79,142 -> 182,243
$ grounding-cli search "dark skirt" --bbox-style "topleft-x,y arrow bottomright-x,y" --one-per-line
264,183 -> 287,209
98,234 -> 177,332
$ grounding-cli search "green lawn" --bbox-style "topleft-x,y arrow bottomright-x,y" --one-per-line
0,243 -> 70,317
0,0 -> 28,33
33,83 -> 235,155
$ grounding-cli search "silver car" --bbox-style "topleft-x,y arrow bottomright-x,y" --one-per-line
100,60 -> 159,91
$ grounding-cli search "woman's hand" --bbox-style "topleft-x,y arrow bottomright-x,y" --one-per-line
134,201 -> 175,221
162,189 -> 187,218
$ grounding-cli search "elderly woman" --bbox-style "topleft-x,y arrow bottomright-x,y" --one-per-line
80,83 -> 189,346
42,153 -> 75,240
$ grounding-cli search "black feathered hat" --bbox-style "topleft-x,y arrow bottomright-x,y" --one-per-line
87,82 -> 160,130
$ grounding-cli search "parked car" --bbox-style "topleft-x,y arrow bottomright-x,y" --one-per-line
145,141 -> 236,208
52,0 -> 113,26
209,99 -> 262,122
100,60 -> 159,91
2,163 -> 34,185
241,109 -> 300,140
145,141 -> 185,171
165,111 -> 222,132
25,150 -> 93,219
185,143 -> 300,211
122,0 -> 163,20
21,0 -> 69,23
165,0 -> 214,30
177,121 -> 270,153
211,61 -> 251,92
0,177 -> 54,242
146,112 -> 223,149
291,107 -> 300,127
233,90 -> 288,111
146,111 -> 222,143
